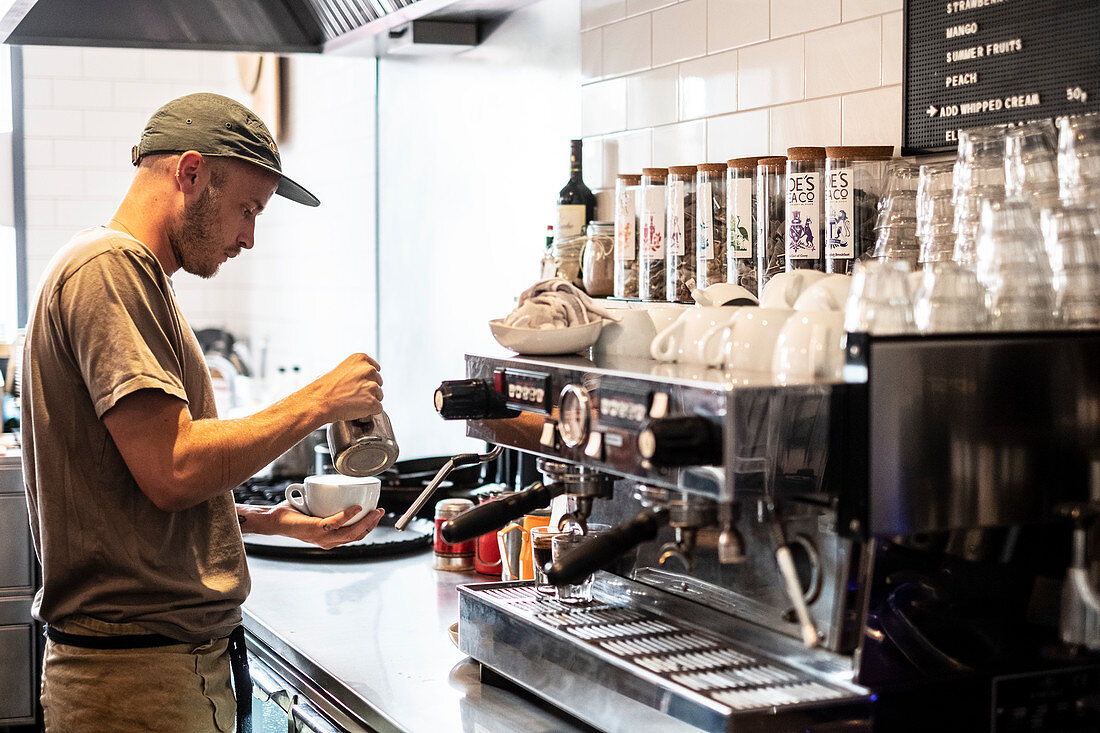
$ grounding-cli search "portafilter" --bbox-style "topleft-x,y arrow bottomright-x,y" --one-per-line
327,411 -> 400,478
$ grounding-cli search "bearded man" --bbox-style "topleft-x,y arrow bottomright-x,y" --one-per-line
20,93 -> 385,732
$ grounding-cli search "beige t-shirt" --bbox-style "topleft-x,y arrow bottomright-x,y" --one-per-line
21,226 -> 249,642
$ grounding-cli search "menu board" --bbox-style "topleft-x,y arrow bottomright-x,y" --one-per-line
904,0 -> 1100,153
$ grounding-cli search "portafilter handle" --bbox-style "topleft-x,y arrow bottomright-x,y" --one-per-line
393,445 -> 503,531
545,509 -> 669,587
441,481 -> 561,544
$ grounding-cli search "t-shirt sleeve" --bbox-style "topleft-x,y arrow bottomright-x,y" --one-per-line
57,248 -> 189,418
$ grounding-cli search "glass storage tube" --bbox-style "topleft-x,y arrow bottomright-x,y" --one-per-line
824,146 -> 893,274
785,147 -> 827,272
639,168 -> 668,301
756,157 -> 787,293
694,163 -> 726,291
725,156 -> 762,296
666,165 -> 698,303
613,173 -> 641,299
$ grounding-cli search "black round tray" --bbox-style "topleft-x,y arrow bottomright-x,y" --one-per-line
242,513 -> 433,560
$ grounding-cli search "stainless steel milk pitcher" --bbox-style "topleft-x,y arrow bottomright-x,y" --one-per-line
327,410 -> 399,477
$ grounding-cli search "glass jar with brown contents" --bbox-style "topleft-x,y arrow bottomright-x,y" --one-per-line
694,163 -> 726,290
824,146 -> 894,274
638,168 -> 668,301
725,156 -> 763,296
785,146 -> 827,272
613,173 -> 641,299
666,165 -> 697,303
756,157 -> 787,293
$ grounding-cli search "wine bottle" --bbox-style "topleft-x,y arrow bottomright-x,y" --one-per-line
556,139 -> 596,240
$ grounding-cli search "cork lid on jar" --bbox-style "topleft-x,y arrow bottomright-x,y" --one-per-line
825,145 -> 894,160
668,165 -> 698,176
642,167 -> 668,179
727,156 -> 764,170
757,156 -> 787,169
786,146 -> 827,161
697,163 -> 727,173
617,173 -> 642,184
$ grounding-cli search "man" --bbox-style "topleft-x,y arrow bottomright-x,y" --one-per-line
21,93 -> 386,732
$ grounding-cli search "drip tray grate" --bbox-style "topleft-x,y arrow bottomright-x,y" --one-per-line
461,582 -> 864,716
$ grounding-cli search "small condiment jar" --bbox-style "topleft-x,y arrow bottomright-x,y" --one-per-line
433,498 -> 476,572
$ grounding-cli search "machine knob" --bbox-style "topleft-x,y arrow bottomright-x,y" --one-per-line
638,416 -> 723,467
434,379 -> 495,420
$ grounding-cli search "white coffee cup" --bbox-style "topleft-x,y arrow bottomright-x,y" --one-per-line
759,270 -> 829,309
650,306 -> 742,364
792,274 -> 853,312
772,310 -> 847,384
700,307 -> 793,371
593,310 -> 657,357
285,474 -> 381,526
691,282 -> 759,307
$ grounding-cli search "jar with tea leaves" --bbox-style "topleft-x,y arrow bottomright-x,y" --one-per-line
613,173 -> 642,299
638,168 -> 668,301
666,165 -> 698,303
785,147 -> 827,272
725,156 -> 763,296
756,157 -> 787,292
582,221 -> 615,296
695,163 -> 727,291
824,146 -> 894,274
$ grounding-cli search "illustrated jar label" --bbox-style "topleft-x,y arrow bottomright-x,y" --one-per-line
697,181 -> 714,261
786,171 -> 821,260
557,204 -> 586,239
825,166 -> 854,259
614,187 -> 638,262
667,181 -> 686,256
641,187 -> 666,260
727,178 -> 753,260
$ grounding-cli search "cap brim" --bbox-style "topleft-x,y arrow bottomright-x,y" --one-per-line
275,174 -> 320,207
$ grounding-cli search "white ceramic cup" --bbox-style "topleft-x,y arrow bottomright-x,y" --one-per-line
772,310 -> 847,383
690,282 -> 759,307
650,306 -> 742,364
593,310 -> 657,357
792,274 -> 853,312
285,474 -> 381,527
699,307 -> 793,370
758,270 -> 829,309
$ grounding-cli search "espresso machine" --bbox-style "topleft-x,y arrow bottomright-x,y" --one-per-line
434,331 -> 1100,732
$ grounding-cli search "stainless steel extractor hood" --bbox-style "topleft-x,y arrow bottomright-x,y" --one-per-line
0,0 -> 535,55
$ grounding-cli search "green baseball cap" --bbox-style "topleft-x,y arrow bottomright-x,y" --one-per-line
131,92 -> 319,207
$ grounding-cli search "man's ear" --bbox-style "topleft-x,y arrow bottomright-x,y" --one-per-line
175,151 -> 206,194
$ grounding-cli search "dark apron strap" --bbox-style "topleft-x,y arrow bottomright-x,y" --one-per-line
228,625 -> 252,733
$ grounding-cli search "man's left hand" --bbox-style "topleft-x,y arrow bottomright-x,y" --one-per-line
249,503 -> 386,550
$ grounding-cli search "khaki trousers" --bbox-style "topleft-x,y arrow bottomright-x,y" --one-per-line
41,616 -> 237,733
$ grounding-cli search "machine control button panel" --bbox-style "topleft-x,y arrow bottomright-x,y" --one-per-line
497,368 -> 552,414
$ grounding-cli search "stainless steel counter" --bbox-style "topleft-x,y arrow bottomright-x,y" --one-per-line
243,549 -> 595,733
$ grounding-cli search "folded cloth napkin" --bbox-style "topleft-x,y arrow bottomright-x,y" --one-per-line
503,278 -> 622,329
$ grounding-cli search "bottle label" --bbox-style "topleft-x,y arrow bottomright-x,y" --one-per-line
825,166 -> 854,259
727,177 -> 752,260
641,188 -> 665,260
614,187 -> 637,262
786,171 -> 821,260
667,181 -> 685,256
697,182 -> 713,261
557,204 -> 586,239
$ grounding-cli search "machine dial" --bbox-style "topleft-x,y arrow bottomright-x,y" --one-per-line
638,416 -> 723,467
558,385 -> 592,448
434,379 -> 493,420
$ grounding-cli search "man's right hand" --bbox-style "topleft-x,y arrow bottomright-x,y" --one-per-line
309,353 -> 384,423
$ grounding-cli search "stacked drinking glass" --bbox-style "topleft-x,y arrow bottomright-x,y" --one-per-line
952,124 -> 1007,268
916,161 -> 956,265
871,160 -> 920,267
1043,203 -> 1100,328
1058,113 -> 1100,206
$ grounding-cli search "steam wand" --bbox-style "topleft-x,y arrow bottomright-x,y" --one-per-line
393,445 -> 503,531
766,501 -> 819,648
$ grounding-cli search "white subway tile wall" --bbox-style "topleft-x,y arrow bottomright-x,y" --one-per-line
581,0 -> 904,211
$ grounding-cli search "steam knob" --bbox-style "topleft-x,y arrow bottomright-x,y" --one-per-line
638,416 -> 722,467
434,379 -> 494,420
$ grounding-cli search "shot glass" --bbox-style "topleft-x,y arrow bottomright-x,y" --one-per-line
550,523 -> 610,603
529,525 -> 567,595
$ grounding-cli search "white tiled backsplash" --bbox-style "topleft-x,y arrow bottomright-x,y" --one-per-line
581,0 -> 904,208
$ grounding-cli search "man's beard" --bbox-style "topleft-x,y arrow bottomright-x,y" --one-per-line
167,185 -> 224,279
